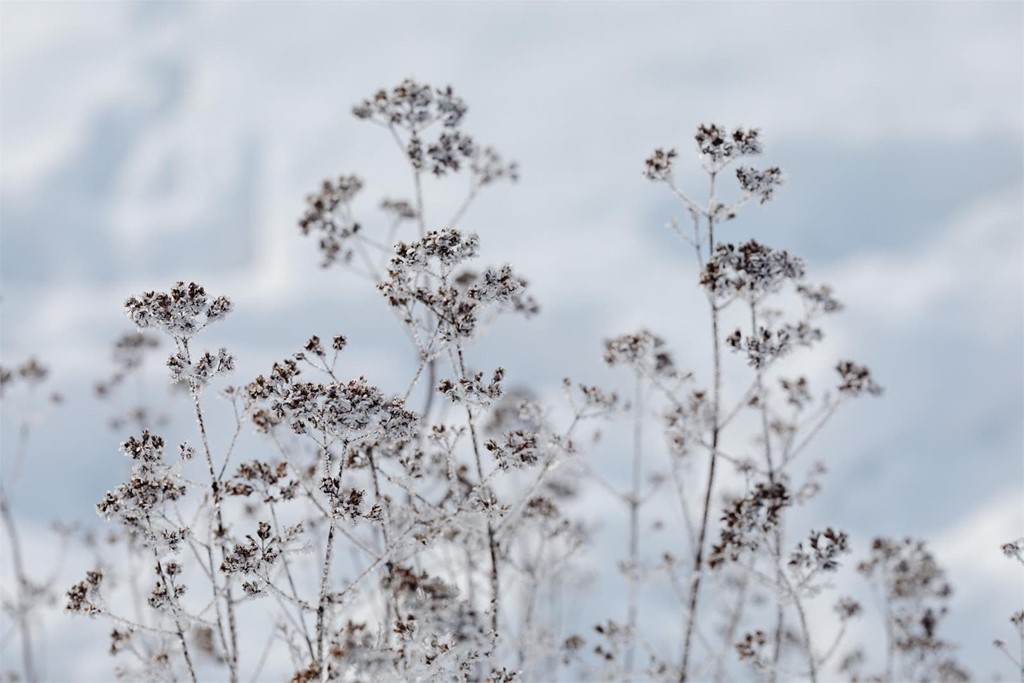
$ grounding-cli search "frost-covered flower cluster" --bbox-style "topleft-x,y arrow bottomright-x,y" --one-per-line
298,174 -> 365,267
700,240 -> 806,301
351,78 -> 516,186
379,228 -> 537,342
125,281 -> 232,339
695,124 -> 763,168
603,329 -> 678,379
353,79 -> 468,130
736,165 -> 784,204
94,432 -> 187,534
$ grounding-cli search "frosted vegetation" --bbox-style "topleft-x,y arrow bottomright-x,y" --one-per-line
2,79 -> 1022,683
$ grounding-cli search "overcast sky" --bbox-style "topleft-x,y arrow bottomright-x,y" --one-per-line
1,2 -> 1022,680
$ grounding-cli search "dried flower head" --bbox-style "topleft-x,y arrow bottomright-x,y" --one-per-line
1001,538 -> 1024,564
836,360 -> 883,397
643,148 -> 678,181
695,124 -> 762,169
298,174 -> 365,267
604,330 -> 676,378
125,281 -> 232,339
1,357 -> 51,398
735,166 -> 784,204
788,527 -> 850,574
700,240 -> 805,302
352,78 -> 467,130
709,481 -> 790,568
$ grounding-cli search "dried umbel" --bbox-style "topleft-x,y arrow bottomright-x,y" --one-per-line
788,527 -> 850,575
125,281 -> 232,340
65,570 -> 104,616
379,228 -> 537,343
0,357 -> 48,388
246,367 -> 417,441
700,240 -> 806,302
0,356 -> 60,404
708,481 -> 791,569
96,432 -> 186,520
643,147 -> 678,181
695,124 -> 763,165
298,174 -> 366,267
836,360 -> 884,397
124,281 -> 237,396
735,165 -> 784,204
604,329 -> 678,379
352,78 -> 468,130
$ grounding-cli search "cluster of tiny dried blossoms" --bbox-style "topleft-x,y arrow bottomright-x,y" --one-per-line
124,282 -> 235,388
0,357 -> 52,399
379,227 -> 538,345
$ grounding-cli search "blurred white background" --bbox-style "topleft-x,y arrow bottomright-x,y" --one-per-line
1,2 -> 1021,679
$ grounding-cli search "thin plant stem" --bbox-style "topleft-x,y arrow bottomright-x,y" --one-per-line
365,447 -> 397,644
681,171 -> 721,682
456,343 -> 500,637
151,550 -> 199,683
779,566 -> 817,683
625,372 -> 643,680
751,300 -> 786,681
181,339 -> 238,682
0,490 -> 35,683
715,573 -> 749,683
449,181 -> 480,229
0,415 -> 36,683
315,517 -> 337,677
268,504 -> 315,660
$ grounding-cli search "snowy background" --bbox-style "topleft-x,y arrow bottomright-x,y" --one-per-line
1,1 -> 1022,680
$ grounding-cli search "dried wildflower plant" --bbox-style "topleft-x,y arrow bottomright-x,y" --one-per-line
582,125 -> 884,682
0,358 -> 66,683
59,79 -> 591,683
567,123 -> 965,683
0,80 -> 983,683
995,538 -> 1024,680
